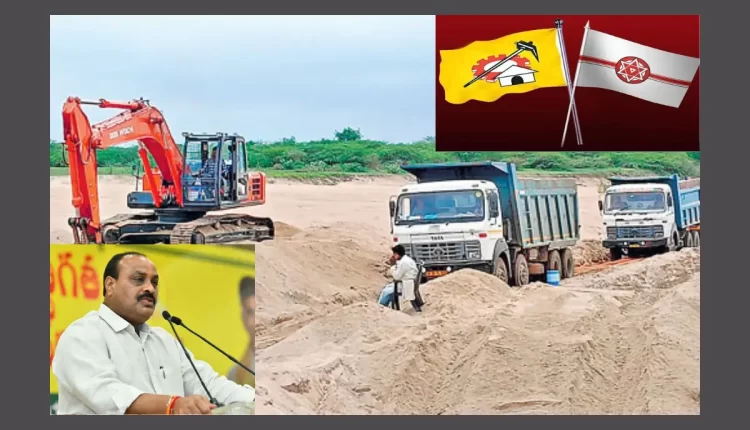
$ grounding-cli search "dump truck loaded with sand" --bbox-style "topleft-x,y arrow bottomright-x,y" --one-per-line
388,161 -> 580,287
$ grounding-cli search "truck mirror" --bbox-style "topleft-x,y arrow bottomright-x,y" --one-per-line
490,208 -> 499,218
389,200 -> 396,217
598,200 -> 603,212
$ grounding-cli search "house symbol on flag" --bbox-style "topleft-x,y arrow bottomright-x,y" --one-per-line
497,64 -> 538,87
473,54 -> 539,87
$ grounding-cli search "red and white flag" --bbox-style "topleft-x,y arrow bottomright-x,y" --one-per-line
575,24 -> 700,108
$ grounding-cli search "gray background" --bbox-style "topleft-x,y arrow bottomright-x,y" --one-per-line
32,0 -> 738,423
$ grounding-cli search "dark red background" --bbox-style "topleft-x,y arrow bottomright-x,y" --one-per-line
435,15 -> 700,151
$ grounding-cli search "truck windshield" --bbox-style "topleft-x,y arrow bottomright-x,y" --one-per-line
604,191 -> 666,213
395,190 -> 485,225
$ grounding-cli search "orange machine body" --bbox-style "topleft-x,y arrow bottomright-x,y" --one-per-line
61,97 -> 271,244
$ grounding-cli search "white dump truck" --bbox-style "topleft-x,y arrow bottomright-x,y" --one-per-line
388,161 -> 581,286
599,175 -> 701,260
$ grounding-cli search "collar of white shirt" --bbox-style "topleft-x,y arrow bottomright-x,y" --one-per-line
98,303 -> 151,336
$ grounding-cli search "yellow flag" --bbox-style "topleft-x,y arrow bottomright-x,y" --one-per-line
439,28 -> 568,104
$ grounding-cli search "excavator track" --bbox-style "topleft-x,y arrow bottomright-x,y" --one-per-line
169,214 -> 274,244
99,212 -> 274,244
100,212 -> 163,244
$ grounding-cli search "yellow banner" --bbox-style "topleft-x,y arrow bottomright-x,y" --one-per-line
49,244 -> 254,395
439,28 -> 568,104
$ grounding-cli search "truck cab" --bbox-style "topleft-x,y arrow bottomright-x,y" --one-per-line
600,175 -> 700,259
601,183 -> 674,252
389,179 -> 503,280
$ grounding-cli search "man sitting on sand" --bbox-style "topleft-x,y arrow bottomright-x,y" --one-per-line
377,245 -> 424,312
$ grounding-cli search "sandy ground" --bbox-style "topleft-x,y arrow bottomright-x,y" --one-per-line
257,249 -> 700,415
49,175 -> 699,414
49,175 -> 605,245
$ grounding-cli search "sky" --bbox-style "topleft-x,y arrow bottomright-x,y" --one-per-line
50,15 -> 436,144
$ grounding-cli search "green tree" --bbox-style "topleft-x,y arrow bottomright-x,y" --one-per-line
334,127 -> 362,142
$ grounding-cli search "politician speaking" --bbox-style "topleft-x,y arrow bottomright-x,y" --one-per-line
51,251 -> 255,415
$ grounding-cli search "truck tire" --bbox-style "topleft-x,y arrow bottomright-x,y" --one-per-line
610,247 -> 623,261
685,231 -> 694,248
561,248 -> 575,279
692,231 -> 700,247
493,255 -> 509,285
545,250 -> 561,282
670,232 -> 681,251
512,254 -> 530,287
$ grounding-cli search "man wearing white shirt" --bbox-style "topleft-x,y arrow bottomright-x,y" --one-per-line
51,251 -> 255,415
377,245 -> 424,312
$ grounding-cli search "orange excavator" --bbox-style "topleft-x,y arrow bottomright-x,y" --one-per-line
60,96 -> 275,244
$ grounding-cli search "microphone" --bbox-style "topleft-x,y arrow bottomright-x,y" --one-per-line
162,310 -> 222,407
166,313 -> 255,377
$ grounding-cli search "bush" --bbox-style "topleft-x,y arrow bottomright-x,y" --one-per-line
49,138 -> 700,179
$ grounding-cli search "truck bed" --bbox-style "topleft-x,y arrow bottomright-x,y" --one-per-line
515,177 -> 579,248
401,161 -> 580,249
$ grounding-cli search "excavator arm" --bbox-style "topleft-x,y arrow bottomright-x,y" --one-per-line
61,97 -> 185,243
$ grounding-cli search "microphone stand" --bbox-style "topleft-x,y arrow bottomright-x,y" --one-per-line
171,316 -> 255,376
163,312 -> 222,407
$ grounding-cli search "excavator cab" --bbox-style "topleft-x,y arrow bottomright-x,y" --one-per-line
127,132 -> 267,212
180,132 -> 267,210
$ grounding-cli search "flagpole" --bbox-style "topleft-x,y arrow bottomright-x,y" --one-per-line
561,20 -> 591,148
555,19 -> 584,148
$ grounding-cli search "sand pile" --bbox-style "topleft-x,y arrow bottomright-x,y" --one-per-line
573,240 -> 611,266
255,221 -> 394,349
256,248 -> 700,415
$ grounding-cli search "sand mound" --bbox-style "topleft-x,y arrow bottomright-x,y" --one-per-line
257,248 -> 700,415
573,240 -> 611,266
255,221 -> 394,349
411,270 -> 516,321
565,248 -> 700,291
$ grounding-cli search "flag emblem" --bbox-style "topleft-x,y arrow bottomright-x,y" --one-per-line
573,26 -> 700,108
615,56 -> 650,84
471,55 -> 537,87
438,27 -> 569,104
560,22 -> 700,147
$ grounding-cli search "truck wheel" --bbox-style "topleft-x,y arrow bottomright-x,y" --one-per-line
493,255 -> 509,285
561,248 -> 575,279
610,247 -> 623,261
685,232 -> 694,248
512,254 -> 530,287
545,250 -> 561,282
670,233 -> 680,251
692,231 -> 700,247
